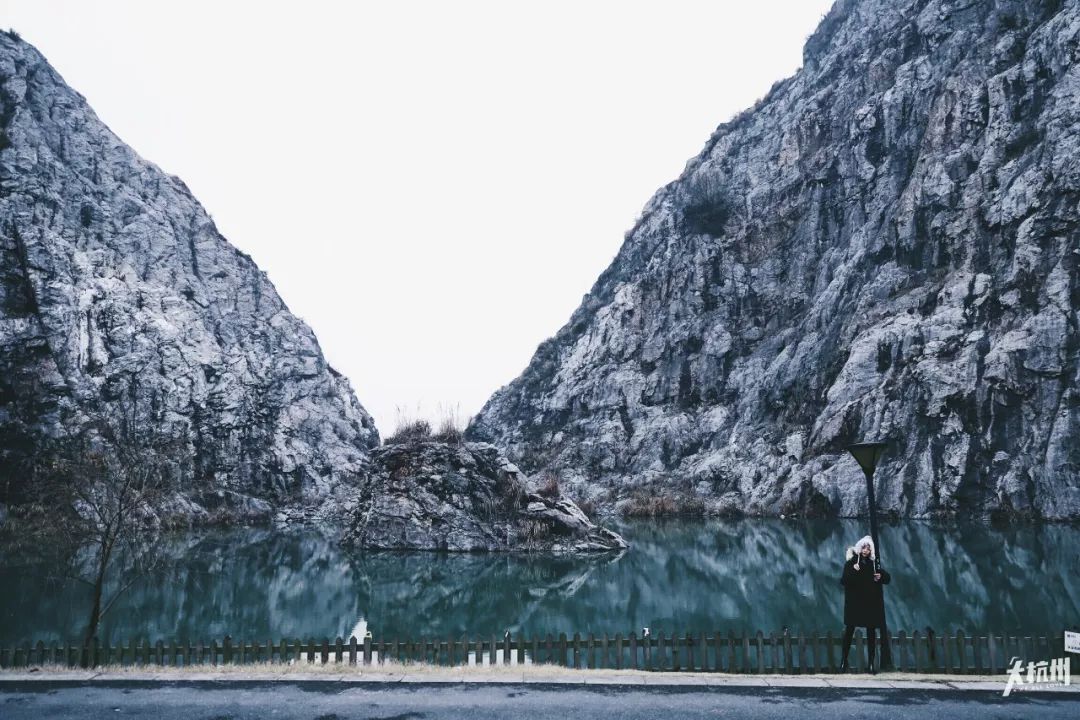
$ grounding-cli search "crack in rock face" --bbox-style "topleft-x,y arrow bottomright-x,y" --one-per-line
467,0 -> 1080,521
0,33 -> 379,521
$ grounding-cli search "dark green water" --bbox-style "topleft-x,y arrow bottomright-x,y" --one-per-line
1,519 -> 1077,646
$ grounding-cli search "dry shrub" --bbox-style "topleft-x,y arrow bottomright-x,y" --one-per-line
431,403 -> 467,444
385,418 -> 431,445
620,488 -> 706,518
519,519 -> 553,543
574,496 -> 596,519
536,471 -> 560,499
385,405 -> 433,445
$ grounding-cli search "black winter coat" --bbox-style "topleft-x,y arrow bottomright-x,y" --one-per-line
840,555 -> 891,628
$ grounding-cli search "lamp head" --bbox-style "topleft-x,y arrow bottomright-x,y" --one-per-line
846,441 -> 888,476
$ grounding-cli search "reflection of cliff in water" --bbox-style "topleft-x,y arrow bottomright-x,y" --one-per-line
604,519 -> 1080,636
0,520 -> 1076,645
0,529 -> 621,643
0,529 -> 365,644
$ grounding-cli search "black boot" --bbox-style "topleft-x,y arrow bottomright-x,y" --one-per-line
838,625 -> 854,673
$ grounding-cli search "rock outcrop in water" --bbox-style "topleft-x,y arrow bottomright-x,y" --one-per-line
469,0 -> 1080,520
0,32 -> 378,517
341,442 -> 628,553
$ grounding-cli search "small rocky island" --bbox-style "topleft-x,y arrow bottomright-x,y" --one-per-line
342,441 -> 628,554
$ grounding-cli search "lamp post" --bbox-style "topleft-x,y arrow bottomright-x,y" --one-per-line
846,441 -> 892,669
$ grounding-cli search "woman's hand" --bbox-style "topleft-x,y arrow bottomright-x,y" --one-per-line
853,563 -> 860,571
874,572 -> 882,582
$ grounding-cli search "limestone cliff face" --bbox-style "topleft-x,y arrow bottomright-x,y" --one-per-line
469,0 -> 1080,520
341,442 -> 628,553
0,33 -> 378,514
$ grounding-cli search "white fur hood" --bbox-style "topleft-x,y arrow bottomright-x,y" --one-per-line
845,535 -> 876,562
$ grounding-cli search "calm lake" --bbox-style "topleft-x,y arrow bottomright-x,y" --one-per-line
1,519 -> 1077,646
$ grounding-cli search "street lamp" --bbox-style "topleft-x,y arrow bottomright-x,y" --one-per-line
846,441 -> 892,669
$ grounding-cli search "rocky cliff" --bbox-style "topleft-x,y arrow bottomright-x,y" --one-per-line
0,32 -> 379,516
341,441 -> 628,553
469,0 -> 1080,520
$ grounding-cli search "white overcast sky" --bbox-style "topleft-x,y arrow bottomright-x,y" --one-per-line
2,0 -> 833,434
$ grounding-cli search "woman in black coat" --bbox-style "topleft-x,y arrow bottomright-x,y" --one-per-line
839,535 -> 890,673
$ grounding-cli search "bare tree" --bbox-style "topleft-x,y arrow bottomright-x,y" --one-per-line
11,418 -> 180,650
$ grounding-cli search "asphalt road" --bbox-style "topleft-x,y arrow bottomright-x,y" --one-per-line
2,681 -> 1078,720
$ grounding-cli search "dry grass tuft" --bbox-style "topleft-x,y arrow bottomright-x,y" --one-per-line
536,471 -> 561,499
620,488 -> 706,518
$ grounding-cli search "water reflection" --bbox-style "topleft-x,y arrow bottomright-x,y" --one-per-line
0,519 -> 1076,645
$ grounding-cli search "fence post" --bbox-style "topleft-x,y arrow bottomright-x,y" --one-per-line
797,631 -> 806,674
751,630 -> 760,677
854,630 -> 864,672
957,630 -> 968,674
726,630 -> 735,673
629,632 -> 638,670
782,629 -> 792,673
896,631 -> 907,671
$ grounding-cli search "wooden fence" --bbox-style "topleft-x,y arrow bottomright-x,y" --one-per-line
0,630 -> 1066,674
